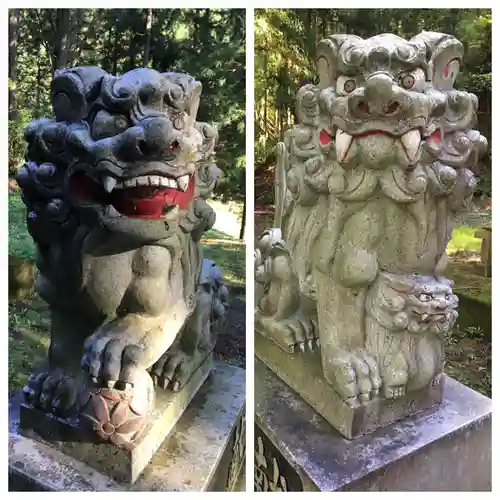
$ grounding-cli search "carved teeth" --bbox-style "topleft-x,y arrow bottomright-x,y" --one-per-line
114,175 -> 181,190
335,129 -> 353,163
148,176 -> 160,187
107,205 -> 121,218
136,177 -> 149,186
400,129 -> 421,163
103,176 -> 117,193
177,175 -> 190,192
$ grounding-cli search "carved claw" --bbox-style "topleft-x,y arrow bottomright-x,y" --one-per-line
82,332 -> 145,388
325,351 -> 381,405
261,314 -> 319,354
23,370 -> 78,416
384,385 -> 406,399
150,346 -> 195,392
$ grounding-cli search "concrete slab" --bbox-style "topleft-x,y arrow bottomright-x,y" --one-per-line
255,359 -> 491,491
9,361 -> 245,492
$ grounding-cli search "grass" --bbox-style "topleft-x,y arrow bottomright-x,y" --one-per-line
446,224 -> 482,254
8,192 -> 245,391
9,296 -> 50,392
9,194 -> 35,260
444,325 -> 491,398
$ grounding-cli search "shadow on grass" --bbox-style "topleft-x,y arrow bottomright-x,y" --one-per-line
202,241 -> 245,285
204,228 -> 237,241
9,295 -> 50,392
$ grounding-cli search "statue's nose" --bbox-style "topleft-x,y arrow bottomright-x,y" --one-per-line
137,117 -> 179,158
355,74 -> 403,117
364,74 -> 394,103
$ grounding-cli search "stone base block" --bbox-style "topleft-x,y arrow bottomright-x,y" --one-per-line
255,359 -> 491,491
19,351 -> 213,484
9,361 -> 246,492
256,331 -> 444,439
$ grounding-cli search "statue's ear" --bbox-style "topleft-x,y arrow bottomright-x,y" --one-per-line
186,80 -> 203,123
316,35 -> 361,89
51,67 -> 107,122
410,31 -> 463,91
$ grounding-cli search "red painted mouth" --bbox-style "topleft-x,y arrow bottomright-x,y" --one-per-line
70,173 -> 195,218
428,129 -> 441,144
319,130 -> 333,145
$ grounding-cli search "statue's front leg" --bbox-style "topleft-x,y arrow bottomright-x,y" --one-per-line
313,204 -> 383,406
151,260 -> 228,392
314,270 -> 382,406
23,307 -> 96,416
81,311 -> 181,387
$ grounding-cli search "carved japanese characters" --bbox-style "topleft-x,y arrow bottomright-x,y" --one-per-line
255,32 -> 487,407
17,67 -> 227,445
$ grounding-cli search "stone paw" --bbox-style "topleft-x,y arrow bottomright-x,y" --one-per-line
260,314 -> 319,353
384,384 -> 406,399
81,332 -> 146,388
150,347 -> 194,392
23,369 -> 78,416
325,351 -> 382,407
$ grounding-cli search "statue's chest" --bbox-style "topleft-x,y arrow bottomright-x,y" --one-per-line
80,250 -> 136,315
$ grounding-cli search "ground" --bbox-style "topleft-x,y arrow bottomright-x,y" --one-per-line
8,192 -> 245,394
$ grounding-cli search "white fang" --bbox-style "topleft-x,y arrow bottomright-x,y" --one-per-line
335,130 -> 353,163
400,129 -> 421,163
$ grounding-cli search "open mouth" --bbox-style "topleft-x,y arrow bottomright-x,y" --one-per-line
70,172 -> 194,218
320,128 -> 439,164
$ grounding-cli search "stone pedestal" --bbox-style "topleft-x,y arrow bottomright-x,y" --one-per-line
19,351 -> 213,484
256,331 -> 444,439
255,359 -> 491,492
9,361 -> 245,492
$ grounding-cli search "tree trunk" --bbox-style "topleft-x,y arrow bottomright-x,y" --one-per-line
9,9 -> 20,121
54,9 -> 71,70
143,8 -> 153,67
35,45 -> 43,117
112,27 -> 119,74
239,193 -> 246,240
128,31 -> 136,70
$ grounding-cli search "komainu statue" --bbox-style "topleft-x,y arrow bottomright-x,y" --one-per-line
255,32 -> 487,421
17,67 -> 228,447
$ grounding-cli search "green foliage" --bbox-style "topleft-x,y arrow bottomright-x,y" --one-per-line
8,119 -> 26,175
9,193 -> 35,260
447,225 -> 481,254
9,8 -> 245,200
255,9 -> 492,196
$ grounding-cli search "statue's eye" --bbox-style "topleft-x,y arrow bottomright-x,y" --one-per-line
336,76 -> 357,96
344,79 -> 357,93
401,74 -> 416,89
91,110 -> 129,140
399,68 -> 425,91
164,84 -> 184,109
419,293 -> 432,302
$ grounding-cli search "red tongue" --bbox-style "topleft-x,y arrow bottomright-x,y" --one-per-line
110,176 -> 195,218
319,130 -> 333,145
428,130 -> 441,144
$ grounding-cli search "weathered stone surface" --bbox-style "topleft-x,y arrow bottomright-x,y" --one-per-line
255,359 -> 491,491
256,332 -> 443,439
10,361 -> 245,492
254,30 -> 488,437
16,66 -> 228,448
19,351 -> 212,483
